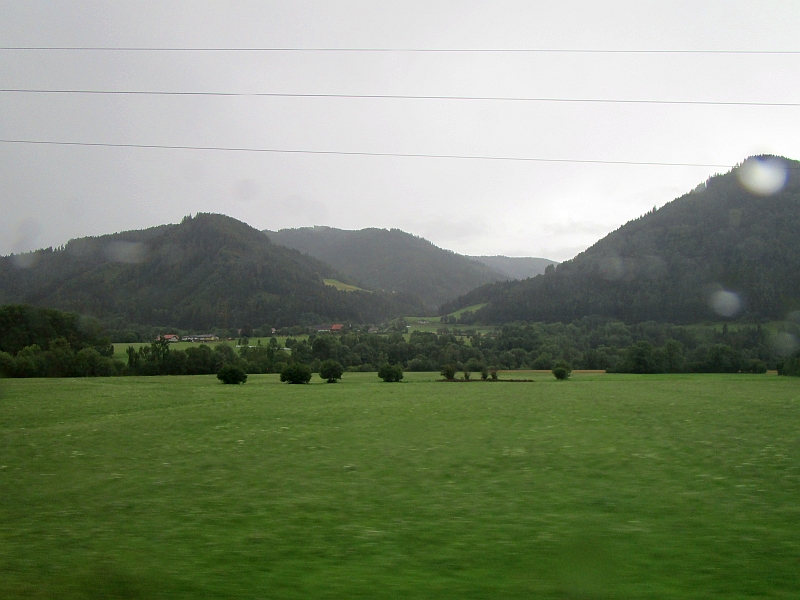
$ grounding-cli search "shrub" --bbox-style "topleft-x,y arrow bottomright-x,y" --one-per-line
217,364 -> 247,384
552,367 -> 569,380
280,363 -> 312,384
0,351 -> 14,377
378,363 -> 404,382
490,368 -> 499,381
440,364 -> 457,380
744,359 -> 767,374
480,366 -> 489,380
777,356 -> 800,377
319,359 -> 344,383
552,360 -> 572,381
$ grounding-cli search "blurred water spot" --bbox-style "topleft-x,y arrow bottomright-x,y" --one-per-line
737,156 -> 787,196
599,255 -> 625,280
66,238 -> 98,258
11,252 -> 39,269
709,290 -> 741,317
11,218 -> 41,254
181,159 -> 206,182
641,255 -> 667,279
770,332 -> 798,357
105,241 -> 146,264
235,179 -> 259,202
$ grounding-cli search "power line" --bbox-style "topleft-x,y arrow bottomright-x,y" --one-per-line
0,88 -> 796,107
0,138 -> 736,168
1,47 -> 798,54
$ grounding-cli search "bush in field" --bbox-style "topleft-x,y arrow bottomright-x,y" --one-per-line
552,360 -> 572,381
217,364 -> 247,384
280,363 -> 312,384
744,359 -> 768,374
440,364 -> 457,380
319,359 -> 344,383
777,356 -> 800,376
378,363 -> 404,382
0,351 -> 13,377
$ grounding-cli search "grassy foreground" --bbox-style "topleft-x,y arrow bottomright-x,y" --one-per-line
1,373 -> 798,599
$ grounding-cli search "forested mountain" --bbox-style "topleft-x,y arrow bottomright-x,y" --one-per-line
443,156 -> 800,324
266,226 -> 508,310
0,214 -> 422,330
468,256 -> 557,280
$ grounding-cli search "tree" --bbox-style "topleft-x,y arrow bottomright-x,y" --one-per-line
464,357 -> 483,380
552,360 -> 572,380
280,363 -> 312,384
319,359 -> 344,383
218,364 -> 248,384
440,364 -> 457,380
0,351 -> 15,377
778,356 -> 800,376
378,363 -> 404,382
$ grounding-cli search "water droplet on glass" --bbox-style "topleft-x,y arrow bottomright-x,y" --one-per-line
737,157 -> 788,196
709,290 -> 741,317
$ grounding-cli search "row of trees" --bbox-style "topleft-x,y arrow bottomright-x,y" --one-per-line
2,306 -> 798,378
121,318 -> 797,378
0,339 -> 122,378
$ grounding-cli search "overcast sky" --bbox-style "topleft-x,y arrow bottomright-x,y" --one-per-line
1,1 -> 799,261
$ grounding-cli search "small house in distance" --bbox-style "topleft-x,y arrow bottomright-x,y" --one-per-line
317,323 -> 344,333
159,334 -> 180,343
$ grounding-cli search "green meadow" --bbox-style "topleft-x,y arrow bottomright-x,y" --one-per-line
1,372 -> 798,599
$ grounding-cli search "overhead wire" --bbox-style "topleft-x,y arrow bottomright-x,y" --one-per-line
1,47 -> 799,54
1,46 -> 793,168
0,89 -> 796,107
0,138 -> 742,168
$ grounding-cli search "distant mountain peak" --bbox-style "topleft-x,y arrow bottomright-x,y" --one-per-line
265,226 -> 522,311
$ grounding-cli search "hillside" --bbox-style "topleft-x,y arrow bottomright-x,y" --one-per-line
443,156 -> 800,324
266,226 -> 508,311
468,256 -> 557,280
0,214 -> 422,329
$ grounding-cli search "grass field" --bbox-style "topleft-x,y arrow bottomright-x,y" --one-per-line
1,373 -> 799,598
323,279 -> 370,293
447,303 -> 488,319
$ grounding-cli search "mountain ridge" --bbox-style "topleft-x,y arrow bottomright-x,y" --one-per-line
265,225 -> 515,311
442,156 -> 800,324
0,214 -> 422,329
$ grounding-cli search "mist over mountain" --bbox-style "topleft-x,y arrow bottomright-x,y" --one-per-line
443,156 -> 800,324
266,226 -> 510,311
467,256 -> 558,280
0,214 -> 422,329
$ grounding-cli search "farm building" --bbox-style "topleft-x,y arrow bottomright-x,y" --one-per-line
184,334 -> 219,343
